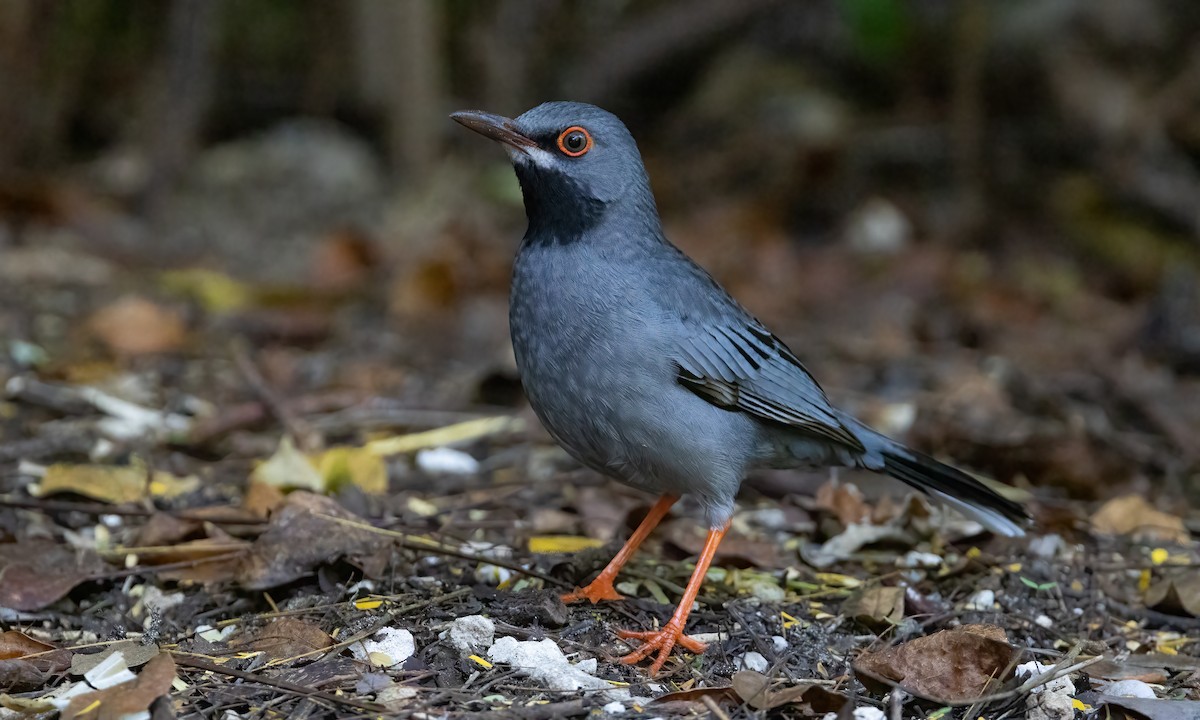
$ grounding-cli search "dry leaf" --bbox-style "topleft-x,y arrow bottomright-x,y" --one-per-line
1144,574 -> 1200,618
38,460 -> 198,504
237,492 -> 391,589
252,435 -> 325,493
87,296 -> 186,355
853,624 -> 1018,704
0,542 -> 107,611
730,670 -> 847,712
660,519 -> 783,568
1095,696 -> 1200,720
841,586 -> 905,629
313,446 -> 387,495
0,660 -> 44,692
814,479 -> 872,526
1091,495 -> 1189,544
0,631 -> 55,660
230,618 -> 331,662
70,642 -> 159,676
243,480 -> 286,517
62,652 -> 176,720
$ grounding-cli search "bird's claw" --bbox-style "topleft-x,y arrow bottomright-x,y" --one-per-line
561,578 -> 624,604
616,624 -> 707,675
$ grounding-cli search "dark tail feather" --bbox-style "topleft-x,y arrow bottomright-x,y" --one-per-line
881,449 -> 1029,537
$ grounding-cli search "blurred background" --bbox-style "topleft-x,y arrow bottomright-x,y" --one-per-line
1,0 -> 1198,507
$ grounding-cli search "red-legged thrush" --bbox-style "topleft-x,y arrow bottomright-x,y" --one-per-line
452,102 -> 1029,675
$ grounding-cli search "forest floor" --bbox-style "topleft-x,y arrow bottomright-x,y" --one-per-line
1,167 -> 1199,719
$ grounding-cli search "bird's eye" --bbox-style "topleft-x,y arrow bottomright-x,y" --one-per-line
556,126 -> 592,157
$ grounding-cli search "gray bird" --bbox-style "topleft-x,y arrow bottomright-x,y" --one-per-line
452,101 -> 1028,674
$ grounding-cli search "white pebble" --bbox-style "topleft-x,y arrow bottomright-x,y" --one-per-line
601,701 -> 626,714
736,651 -> 769,673
1035,614 -> 1054,629
964,589 -> 995,610
771,635 -> 788,653
416,447 -> 479,475
440,615 -> 496,655
351,627 -> 415,667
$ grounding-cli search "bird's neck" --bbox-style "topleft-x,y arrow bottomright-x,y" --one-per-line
518,170 -> 664,250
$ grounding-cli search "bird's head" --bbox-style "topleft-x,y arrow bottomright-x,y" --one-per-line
452,101 -> 657,237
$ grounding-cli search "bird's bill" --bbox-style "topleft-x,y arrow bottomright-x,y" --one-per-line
450,110 -> 537,152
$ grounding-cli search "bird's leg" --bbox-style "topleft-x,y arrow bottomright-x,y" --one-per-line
616,521 -> 729,675
561,493 -> 679,604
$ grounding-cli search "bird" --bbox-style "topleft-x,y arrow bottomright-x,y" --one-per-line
451,101 -> 1029,675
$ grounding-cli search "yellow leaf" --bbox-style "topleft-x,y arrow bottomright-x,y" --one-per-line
815,573 -> 861,588
313,446 -> 387,495
252,436 -> 324,492
1150,548 -> 1169,565
780,611 -> 800,629
1071,699 -> 1091,711
1138,569 -> 1152,593
527,536 -> 605,554
354,598 -> 383,610
38,461 -> 143,503
149,470 -> 201,499
468,655 -> 493,669
160,269 -> 253,313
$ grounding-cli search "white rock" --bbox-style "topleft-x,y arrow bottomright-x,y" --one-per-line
351,627 -> 416,667
964,589 -> 995,611
823,708 -> 885,720
736,651 -> 769,673
487,637 -> 616,696
1035,614 -> 1054,629
1018,661 -> 1075,695
771,635 -> 788,653
845,197 -> 911,255
377,685 -> 419,706
1103,679 -> 1157,699
898,551 -> 943,569
601,701 -> 626,714
416,447 -> 480,475
441,615 -> 496,655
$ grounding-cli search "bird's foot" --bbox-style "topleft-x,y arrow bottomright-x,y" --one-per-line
561,578 -> 624,604
617,623 -> 708,675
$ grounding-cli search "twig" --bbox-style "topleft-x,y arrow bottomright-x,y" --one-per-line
316,512 -> 570,588
700,694 -> 731,720
260,587 -> 473,668
231,340 -> 321,451
170,652 -> 385,713
449,697 -> 600,719
0,495 -> 267,525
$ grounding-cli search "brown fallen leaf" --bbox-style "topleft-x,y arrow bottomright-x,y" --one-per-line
149,537 -> 253,585
135,512 -> 204,547
660,518 -> 783,568
237,491 -> 392,589
652,685 -> 738,705
0,660 -> 45,692
731,670 -> 847,713
229,618 -> 332,663
853,624 -> 1018,704
70,641 -> 161,676
1091,495 -> 1189,544
814,479 -> 872,527
0,631 -> 55,660
1144,573 -> 1200,618
87,295 -> 186,356
38,460 -> 199,505
841,586 -> 905,629
62,652 -> 176,720
0,542 -> 108,611
0,630 -> 71,674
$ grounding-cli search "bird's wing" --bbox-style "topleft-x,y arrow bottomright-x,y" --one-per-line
674,322 -> 865,451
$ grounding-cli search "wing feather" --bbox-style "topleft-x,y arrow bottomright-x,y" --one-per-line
676,324 -> 865,451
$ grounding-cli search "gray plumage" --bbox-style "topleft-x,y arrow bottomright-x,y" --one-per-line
454,101 -> 1028,536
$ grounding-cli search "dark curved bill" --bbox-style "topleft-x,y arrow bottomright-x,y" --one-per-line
450,110 -> 537,152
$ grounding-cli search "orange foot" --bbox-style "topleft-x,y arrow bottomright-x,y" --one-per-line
617,624 -> 708,675
561,578 -> 623,604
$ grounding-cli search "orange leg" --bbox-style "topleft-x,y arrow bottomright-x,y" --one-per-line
617,521 -> 729,675
561,493 -> 679,604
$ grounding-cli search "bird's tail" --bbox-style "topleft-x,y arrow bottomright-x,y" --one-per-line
879,446 -> 1029,537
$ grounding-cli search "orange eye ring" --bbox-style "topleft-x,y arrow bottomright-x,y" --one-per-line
556,126 -> 592,157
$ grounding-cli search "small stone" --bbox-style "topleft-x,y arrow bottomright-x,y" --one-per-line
1035,614 -> 1053,628
351,627 -> 416,667
964,589 -> 995,611
440,615 -> 495,655
602,701 -> 626,714
1103,679 -> 1156,699
736,651 -> 769,673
